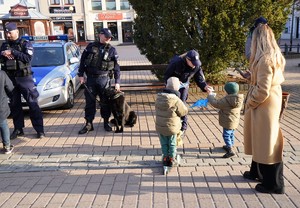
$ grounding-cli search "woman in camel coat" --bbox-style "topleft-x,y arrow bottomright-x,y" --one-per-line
243,24 -> 285,194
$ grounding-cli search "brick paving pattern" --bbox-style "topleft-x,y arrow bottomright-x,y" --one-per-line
0,45 -> 299,208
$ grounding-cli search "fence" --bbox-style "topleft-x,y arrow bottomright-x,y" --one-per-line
281,43 -> 300,55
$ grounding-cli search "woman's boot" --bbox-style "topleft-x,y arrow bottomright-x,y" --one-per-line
255,162 -> 284,194
243,160 -> 262,181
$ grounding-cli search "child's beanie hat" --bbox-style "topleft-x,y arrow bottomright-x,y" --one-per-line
166,77 -> 180,91
224,82 -> 239,94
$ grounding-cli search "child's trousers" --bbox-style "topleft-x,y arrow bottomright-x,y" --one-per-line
158,134 -> 177,159
223,128 -> 235,147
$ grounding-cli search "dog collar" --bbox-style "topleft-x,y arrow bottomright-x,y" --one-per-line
112,91 -> 124,99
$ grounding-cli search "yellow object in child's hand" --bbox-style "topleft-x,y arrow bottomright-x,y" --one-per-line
176,131 -> 184,146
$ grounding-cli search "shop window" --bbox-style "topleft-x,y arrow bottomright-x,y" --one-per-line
50,0 -> 60,5
106,0 -> 116,10
120,0 -> 130,10
0,0 -> 4,4
92,0 -> 102,10
93,22 -> 104,40
64,0 -> 74,5
108,22 -> 118,41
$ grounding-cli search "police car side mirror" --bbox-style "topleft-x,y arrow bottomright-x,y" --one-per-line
69,57 -> 79,64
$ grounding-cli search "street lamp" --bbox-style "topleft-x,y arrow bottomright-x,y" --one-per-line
69,6 -> 75,41
290,0 -> 296,51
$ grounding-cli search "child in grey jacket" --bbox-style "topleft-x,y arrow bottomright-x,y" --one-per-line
207,82 -> 244,158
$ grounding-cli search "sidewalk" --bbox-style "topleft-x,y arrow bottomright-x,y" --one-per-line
0,45 -> 299,208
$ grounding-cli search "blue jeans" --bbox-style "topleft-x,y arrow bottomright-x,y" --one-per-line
159,134 -> 177,159
223,128 -> 235,148
0,119 -> 10,147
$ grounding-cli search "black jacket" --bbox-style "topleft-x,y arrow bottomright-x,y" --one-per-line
164,55 -> 207,91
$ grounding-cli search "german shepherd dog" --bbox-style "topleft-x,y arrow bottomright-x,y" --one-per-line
105,88 -> 137,133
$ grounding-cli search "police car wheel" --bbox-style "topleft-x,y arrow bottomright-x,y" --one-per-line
64,83 -> 75,109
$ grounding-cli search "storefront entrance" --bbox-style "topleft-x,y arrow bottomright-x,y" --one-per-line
122,22 -> 133,43
76,21 -> 85,42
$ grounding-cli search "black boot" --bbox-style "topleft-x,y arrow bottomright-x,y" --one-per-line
104,118 -> 112,132
255,162 -> 284,194
222,147 -> 235,158
10,129 -> 24,140
78,121 -> 94,134
243,160 -> 262,181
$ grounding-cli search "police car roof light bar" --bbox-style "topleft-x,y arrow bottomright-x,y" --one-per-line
21,35 -> 69,42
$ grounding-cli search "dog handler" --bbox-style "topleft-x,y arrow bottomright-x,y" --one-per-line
78,28 -> 121,133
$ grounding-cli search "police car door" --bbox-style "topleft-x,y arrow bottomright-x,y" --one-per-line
66,44 -> 81,91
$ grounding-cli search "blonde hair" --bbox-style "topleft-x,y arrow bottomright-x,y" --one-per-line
249,24 -> 285,72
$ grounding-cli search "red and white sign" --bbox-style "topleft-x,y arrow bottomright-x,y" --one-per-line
98,13 -> 123,20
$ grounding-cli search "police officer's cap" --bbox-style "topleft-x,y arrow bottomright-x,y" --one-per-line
186,50 -> 201,67
99,28 -> 113,38
5,22 -> 18,32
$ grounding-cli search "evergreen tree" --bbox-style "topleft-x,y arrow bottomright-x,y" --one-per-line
129,0 -> 293,84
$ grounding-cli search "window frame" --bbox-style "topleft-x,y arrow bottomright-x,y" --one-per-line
50,0 -> 60,5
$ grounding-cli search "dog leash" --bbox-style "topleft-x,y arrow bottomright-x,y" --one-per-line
82,83 -> 101,102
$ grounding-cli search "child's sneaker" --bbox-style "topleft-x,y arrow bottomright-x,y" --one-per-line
169,157 -> 179,167
222,148 -> 235,158
222,145 -> 231,152
3,145 -> 14,154
162,156 -> 169,166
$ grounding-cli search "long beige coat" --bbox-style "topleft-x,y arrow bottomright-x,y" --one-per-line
244,58 -> 285,164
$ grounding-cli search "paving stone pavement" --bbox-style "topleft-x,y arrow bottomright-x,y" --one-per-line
0,45 -> 300,208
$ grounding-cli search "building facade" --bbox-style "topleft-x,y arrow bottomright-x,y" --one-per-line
37,0 -> 135,44
0,0 -> 38,40
82,0 -> 135,44
0,0 -> 135,44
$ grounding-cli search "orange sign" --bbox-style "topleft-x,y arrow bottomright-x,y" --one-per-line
98,13 -> 123,20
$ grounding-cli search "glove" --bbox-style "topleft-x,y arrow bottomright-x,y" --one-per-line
115,83 -> 120,92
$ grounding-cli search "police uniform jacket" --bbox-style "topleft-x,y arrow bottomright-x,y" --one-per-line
164,55 -> 207,91
0,38 -> 33,77
0,70 -> 14,120
78,41 -> 120,84
155,89 -> 188,136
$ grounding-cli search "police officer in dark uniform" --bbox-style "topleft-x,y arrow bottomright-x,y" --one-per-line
164,50 -> 212,134
78,28 -> 121,134
0,22 -> 45,139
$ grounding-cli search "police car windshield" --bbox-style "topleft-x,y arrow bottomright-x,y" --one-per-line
31,47 -> 64,67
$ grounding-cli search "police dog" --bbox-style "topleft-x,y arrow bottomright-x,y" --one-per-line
105,88 -> 137,133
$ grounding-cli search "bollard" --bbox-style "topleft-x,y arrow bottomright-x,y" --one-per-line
298,44 -> 300,53
285,44 -> 288,55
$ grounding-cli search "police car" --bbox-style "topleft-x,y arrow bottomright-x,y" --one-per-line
22,35 -> 81,109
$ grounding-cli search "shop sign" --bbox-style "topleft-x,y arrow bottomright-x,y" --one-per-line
51,17 -> 72,20
11,5 -> 29,16
49,7 -> 76,14
98,13 -> 123,20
